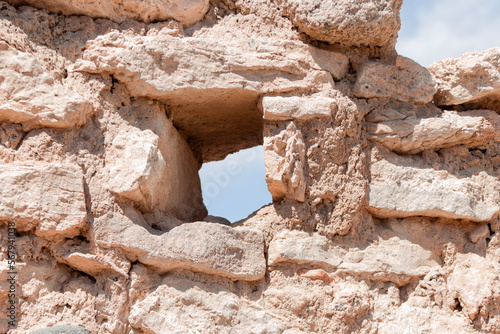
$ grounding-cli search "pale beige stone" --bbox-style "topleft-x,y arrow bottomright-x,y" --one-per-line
368,109 -> 500,154
103,101 -> 206,220
0,45 -> 93,130
94,209 -> 266,280
261,96 -> 337,121
104,130 -> 166,213
0,164 -> 87,239
74,33 -> 334,98
52,241 -> 131,277
129,273 -> 293,334
74,32 -> 334,161
308,46 -> 349,80
4,0 -> 209,25
429,47 -> 500,108
353,56 -> 437,103
2,1 -> 500,333
376,304 -> 476,334
269,230 -> 439,285
448,253 -> 500,320
268,230 -> 343,267
264,122 -> 306,202
279,0 -> 403,48
368,150 -> 500,222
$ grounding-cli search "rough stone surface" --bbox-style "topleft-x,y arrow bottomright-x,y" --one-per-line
429,47 -> 500,110
448,253 -> 500,320
4,0 -> 210,25
264,122 -> 306,202
0,43 -> 93,130
0,164 -> 87,238
368,148 -> 500,222
269,230 -> 439,286
261,95 -> 337,121
129,271 -> 294,334
354,56 -> 437,103
279,0 -> 403,49
104,129 -> 166,212
72,30 -> 335,161
94,209 -> 266,280
0,0 -> 499,333
368,108 -> 500,154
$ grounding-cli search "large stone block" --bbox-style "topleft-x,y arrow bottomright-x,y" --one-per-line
75,33 -> 334,98
353,56 -> 436,103
269,230 -> 438,285
429,47 -> 500,109
0,45 -> 93,130
104,129 -> 166,213
368,150 -> 500,222
0,164 -> 87,238
103,102 -> 206,220
279,0 -> 403,48
94,209 -> 266,280
129,274 -> 293,333
368,109 -> 500,154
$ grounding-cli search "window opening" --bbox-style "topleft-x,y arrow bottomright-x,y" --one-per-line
199,145 -> 272,223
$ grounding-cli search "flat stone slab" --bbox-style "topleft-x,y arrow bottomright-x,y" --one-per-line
368,150 -> 500,222
74,33 -> 334,98
0,47 -> 93,130
94,209 -> 266,280
269,230 -> 438,285
104,129 -> 166,213
367,109 -> 500,154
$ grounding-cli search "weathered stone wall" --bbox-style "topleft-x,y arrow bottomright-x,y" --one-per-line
0,0 -> 499,333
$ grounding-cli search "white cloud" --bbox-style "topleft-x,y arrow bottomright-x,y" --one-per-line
397,0 -> 500,66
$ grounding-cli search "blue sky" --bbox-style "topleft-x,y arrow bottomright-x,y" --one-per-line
199,146 -> 270,222
199,0 -> 500,222
397,0 -> 500,65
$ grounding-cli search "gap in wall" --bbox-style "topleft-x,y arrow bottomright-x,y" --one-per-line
199,145 -> 272,223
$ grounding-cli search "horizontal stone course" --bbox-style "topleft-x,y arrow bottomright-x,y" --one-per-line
269,230 -> 439,285
94,209 -> 266,281
368,150 -> 500,222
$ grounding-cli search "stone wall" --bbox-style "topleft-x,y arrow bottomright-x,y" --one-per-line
0,0 -> 499,333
